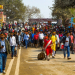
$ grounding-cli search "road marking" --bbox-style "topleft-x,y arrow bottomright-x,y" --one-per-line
24,60 -> 36,63
15,47 -> 21,75
5,57 -> 15,75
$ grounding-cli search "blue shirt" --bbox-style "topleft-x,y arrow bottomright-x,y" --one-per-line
31,33 -> 35,39
23,34 -> 29,41
21,32 -> 24,38
0,40 -> 6,52
18,35 -> 22,42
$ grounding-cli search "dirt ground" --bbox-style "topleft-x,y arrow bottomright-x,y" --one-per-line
5,47 -> 75,75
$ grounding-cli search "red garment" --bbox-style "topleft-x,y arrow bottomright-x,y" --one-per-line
59,34 -> 63,38
5,33 -> 8,36
44,40 -> 52,56
44,39 -> 47,43
12,29 -> 14,32
34,28 -> 36,31
37,32 -> 40,35
34,34 -> 39,40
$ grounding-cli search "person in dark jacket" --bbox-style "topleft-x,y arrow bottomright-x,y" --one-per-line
0,32 -> 11,74
61,32 -> 71,59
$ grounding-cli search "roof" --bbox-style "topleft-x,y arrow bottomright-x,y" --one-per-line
29,18 -> 57,23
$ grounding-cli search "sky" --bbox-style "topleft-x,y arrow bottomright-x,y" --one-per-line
22,0 -> 54,18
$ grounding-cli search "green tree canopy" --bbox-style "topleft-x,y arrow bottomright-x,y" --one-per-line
50,0 -> 75,25
1,0 -> 26,22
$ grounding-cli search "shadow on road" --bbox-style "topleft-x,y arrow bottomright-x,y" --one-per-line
63,61 -> 75,63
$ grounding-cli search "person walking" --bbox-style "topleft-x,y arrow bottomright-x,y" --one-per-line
9,32 -> 16,59
0,32 -> 11,74
17,32 -> 22,49
23,31 -> 29,49
43,36 -> 52,61
62,32 -> 71,59
55,32 -> 60,53
31,31 -> 35,47
34,32 -> 39,48
39,31 -> 44,48
51,31 -> 57,58
70,32 -> 74,54
73,31 -> 75,52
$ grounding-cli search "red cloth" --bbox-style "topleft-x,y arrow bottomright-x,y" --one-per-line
12,29 -> 14,32
60,43 -> 64,49
34,29 -> 36,31
59,34 -> 63,38
46,47 -> 52,56
44,40 -> 52,56
34,34 -> 39,40
44,39 -> 47,43
5,33 -> 8,36
37,32 -> 40,35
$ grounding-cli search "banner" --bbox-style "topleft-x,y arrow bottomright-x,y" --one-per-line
71,17 -> 75,28
0,12 -> 3,22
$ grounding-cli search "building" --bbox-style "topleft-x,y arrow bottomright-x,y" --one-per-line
29,18 -> 57,24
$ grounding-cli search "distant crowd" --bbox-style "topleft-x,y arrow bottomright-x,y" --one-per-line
0,22 -> 75,74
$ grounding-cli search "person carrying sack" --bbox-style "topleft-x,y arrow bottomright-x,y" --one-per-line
43,36 -> 52,61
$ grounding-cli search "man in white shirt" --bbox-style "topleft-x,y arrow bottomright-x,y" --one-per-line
27,25 -> 30,30
39,31 -> 44,47
55,32 -> 60,54
9,32 -> 16,59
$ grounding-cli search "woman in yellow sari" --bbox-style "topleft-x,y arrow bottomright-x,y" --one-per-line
51,31 -> 57,58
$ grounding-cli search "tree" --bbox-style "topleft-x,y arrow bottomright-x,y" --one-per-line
24,6 -> 41,22
54,0 -> 75,8
50,0 -> 75,25
1,0 -> 26,22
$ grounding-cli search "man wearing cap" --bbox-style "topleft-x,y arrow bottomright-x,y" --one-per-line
0,32 -> 11,74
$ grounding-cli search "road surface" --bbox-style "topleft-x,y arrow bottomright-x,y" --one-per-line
4,47 -> 75,75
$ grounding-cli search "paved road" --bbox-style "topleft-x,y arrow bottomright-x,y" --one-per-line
4,47 -> 75,75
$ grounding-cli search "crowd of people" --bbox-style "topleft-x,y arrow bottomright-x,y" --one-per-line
0,22 -> 75,74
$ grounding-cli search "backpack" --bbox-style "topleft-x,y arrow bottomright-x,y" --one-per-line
37,51 -> 45,60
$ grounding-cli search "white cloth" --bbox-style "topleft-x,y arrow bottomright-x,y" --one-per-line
39,33 -> 44,40
39,25 -> 41,28
10,36 -> 16,46
56,34 -> 59,44
65,37 -> 69,46
27,26 -> 30,29
52,50 -> 55,56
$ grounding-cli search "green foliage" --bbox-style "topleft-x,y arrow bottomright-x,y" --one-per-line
1,0 -> 26,22
24,6 -> 41,22
51,0 -> 75,25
